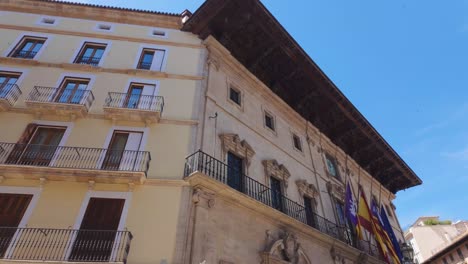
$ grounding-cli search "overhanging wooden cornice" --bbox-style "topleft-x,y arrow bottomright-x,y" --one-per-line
182,0 -> 422,193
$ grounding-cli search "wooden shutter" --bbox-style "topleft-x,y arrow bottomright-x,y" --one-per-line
6,124 -> 38,164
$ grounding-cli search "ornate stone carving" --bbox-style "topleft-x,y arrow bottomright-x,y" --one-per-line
296,180 -> 318,200
330,246 -> 348,264
261,230 -> 311,264
219,133 -> 255,166
356,252 -> 368,264
263,160 -> 290,187
326,181 -> 345,202
192,188 -> 216,209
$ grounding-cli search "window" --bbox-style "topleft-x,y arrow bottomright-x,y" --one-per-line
325,155 -> 340,179
443,257 -> 448,264
334,200 -> 346,226
96,24 -> 112,31
102,130 -> 143,170
151,29 -> 167,38
270,177 -> 283,212
74,42 -> 107,66
264,112 -> 275,131
229,86 -> 241,106
9,36 -> 46,59
0,71 -> 21,98
54,77 -> 89,104
227,152 -> 244,192
292,134 -> 302,151
449,253 -> 454,261
385,204 -> 393,219
137,48 -> 165,71
304,196 -> 317,228
124,82 -> 156,110
457,248 -> 464,260
0,193 -> 33,254
39,17 -> 56,25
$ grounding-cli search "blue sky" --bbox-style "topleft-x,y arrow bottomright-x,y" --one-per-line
69,0 -> 468,228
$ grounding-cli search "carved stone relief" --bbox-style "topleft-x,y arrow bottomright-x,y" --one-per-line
192,188 -> 216,209
326,181 -> 345,202
263,160 -> 290,187
261,229 -> 311,264
219,133 -> 255,166
296,180 -> 318,201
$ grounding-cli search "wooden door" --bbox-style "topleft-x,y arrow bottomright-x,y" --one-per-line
0,194 -> 33,257
55,79 -> 89,104
270,177 -> 283,212
20,126 -> 65,166
227,152 -> 243,192
69,198 -> 125,262
124,84 -> 143,109
304,196 -> 317,228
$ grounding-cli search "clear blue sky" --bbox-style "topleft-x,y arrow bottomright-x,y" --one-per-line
70,0 -> 468,228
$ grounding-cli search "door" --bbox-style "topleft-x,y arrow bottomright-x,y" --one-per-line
227,152 -> 243,192
270,177 -> 283,212
138,84 -> 155,110
0,72 -> 20,98
304,196 -> 317,228
69,198 -> 125,262
0,193 -> 33,257
102,131 -> 143,171
55,79 -> 89,104
19,126 -> 65,166
124,85 -> 143,109
152,49 -> 166,71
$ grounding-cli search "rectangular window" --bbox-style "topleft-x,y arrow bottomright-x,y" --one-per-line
0,71 -> 21,98
292,134 -> 302,151
304,196 -> 317,228
227,152 -> 244,192
334,200 -> 346,226
151,29 -> 167,37
385,204 -> 393,219
9,36 -> 46,59
229,86 -> 241,106
443,257 -> 448,264
97,24 -> 112,31
74,42 -> 106,66
39,17 -> 56,25
54,77 -> 89,104
124,82 -> 156,110
264,112 -> 275,131
102,130 -> 143,170
270,177 -> 283,212
325,154 -> 340,179
449,253 -> 454,261
457,248 -> 464,260
137,48 -> 165,71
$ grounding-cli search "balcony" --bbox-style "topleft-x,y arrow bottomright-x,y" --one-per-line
0,84 -> 21,111
74,56 -> 101,67
0,143 -> 151,183
103,93 -> 164,123
184,151 -> 382,259
0,227 -> 132,263
25,86 -> 94,119
9,50 -> 38,59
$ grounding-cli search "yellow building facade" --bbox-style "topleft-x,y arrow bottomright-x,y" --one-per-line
0,1 -> 422,264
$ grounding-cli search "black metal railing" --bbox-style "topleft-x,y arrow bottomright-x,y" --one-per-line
0,84 -> 22,106
10,50 -> 38,59
0,142 -> 151,175
0,227 -> 132,263
184,150 -> 353,245
137,62 -> 152,70
27,86 -> 95,110
74,56 -> 102,66
104,92 -> 164,113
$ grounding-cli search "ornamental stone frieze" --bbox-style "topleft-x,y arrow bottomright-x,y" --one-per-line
261,229 -> 311,264
326,181 -> 345,202
295,180 -> 318,200
219,133 -> 255,166
262,160 -> 291,187
192,187 -> 216,209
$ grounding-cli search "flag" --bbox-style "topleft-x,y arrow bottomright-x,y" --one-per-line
371,199 -> 400,264
345,183 -> 360,238
381,205 -> 404,263
358,189 -> 389,263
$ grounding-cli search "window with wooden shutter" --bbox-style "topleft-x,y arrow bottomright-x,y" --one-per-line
6,123 -> 38,164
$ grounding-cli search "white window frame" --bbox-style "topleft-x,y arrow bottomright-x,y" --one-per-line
263,109 -> 277,133
102,126 -> 149,152
67,190 -> 132,261
133,45 -> 169,72
36,16 -> 59,26
69,39 -> 112,67
0,66 -> 29,87
0,186 -> 42,258
3,32 -> 53,60
94,23 -> 114,33
123,78 -> 160,96
291,132 -> 303,152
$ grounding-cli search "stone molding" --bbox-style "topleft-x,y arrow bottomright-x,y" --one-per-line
263,160 -> 290,187
326,181 -> 345,202
295,180 -> 318,200
219,133 -> 255,166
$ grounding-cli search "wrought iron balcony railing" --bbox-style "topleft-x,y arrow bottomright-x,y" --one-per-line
0,84 -> 22,106
10,50 -> 38,59
27,86 -> 95,110
137,62 -> 152,70
0,227 -> 132,263
74,56 -> 102,66
104,92 -> 164,113
0,142 -> 151,174
184,151 -> 353,244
